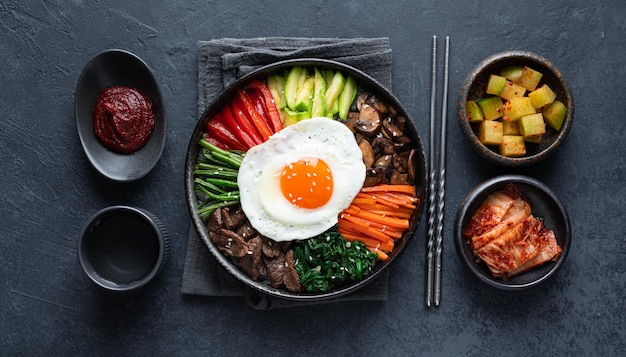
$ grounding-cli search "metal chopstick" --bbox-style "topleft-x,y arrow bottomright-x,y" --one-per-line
433,36 -> 450,307
425,36 -> 437,307
426,36 -> 449,307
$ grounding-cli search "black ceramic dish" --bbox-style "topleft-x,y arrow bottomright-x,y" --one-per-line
457,51 -> 574,167
185,58 -> 427,301
454,175 -> 571,290
75,49 -> 166,182
78,206 -> 170,291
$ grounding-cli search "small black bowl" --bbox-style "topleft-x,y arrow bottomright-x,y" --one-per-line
78,206 -> 170,291
75,49 -> 166,182
454,175 -> 571,290
457,51 -> 574,167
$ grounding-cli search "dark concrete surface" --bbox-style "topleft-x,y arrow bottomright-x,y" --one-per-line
1,0 -> 624,355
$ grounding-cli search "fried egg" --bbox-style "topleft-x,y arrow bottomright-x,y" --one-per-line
237,117 -> 365,241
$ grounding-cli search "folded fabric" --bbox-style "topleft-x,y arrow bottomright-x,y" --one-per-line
182,37 -> 393,309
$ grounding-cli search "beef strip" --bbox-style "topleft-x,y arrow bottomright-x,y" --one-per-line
264,253 -> 286,288
282,250 -> 301,292
213,228 -> 248,258
221,206 -> 246,230
237,221 -> 258,242
237,236 -> 263,280
261,236 -> 282,258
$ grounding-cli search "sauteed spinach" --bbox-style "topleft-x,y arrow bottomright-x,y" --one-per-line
293,226 -> 378,293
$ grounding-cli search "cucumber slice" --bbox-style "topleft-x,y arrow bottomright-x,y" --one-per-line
284,107 -> 310,126
337,75 -> 357,120
294,76 -> 315,112
325,71 -> 345,114
311,68 -> 327,117
267,74 -> 286,109
285,66 -> 305,109
322,69 -> 335,89
326,98 -> 339,118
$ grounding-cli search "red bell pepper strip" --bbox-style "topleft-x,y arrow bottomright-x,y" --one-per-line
203,134 -> 232,151
246,88 -> 275,133
230,96 -> 264,146
236,89 -> 273,142
206,117 -> 246,151
219,105 -> 257,150
247,80 -> 283,132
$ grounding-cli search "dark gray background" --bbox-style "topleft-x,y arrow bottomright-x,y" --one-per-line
2,0 -> 624,355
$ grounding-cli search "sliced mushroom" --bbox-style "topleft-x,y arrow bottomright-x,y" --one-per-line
373,154 -> 393,171
366,94 -> 389,116
392,152 -> 409,173
354,104 -> 382,136
407,149 -> 416,183
396,115 -> 406,131
382,118 -> 404,140
359,140 -> 375,168
355,132 -> 367,144
363,167 -> 384,187
389,105 -> 398,118
393,135 -> 412,151
372,136 -> 395,155
356,92 -> 368,111
389,171 -> 410,185
342,111 -> 360,133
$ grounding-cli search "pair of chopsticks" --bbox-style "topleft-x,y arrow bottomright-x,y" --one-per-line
426,36 -> 450,307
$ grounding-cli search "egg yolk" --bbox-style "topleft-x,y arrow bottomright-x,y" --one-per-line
280,157 -> 333,209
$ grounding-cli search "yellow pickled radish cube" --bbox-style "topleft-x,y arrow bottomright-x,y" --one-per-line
529,84 -> 557,108
543,100 -> 567,131
478,120 -> 503,146
503,120 -> 521,135
500,80 -> 526,101
500,135 -> 526,157
466,100 -> 484,123
519,113 -> 546,142
516,66 -> 543,91
503,97 -> 536,122
477,96 -> 504,121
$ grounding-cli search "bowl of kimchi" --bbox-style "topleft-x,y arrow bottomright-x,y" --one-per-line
454,175 -> 571,290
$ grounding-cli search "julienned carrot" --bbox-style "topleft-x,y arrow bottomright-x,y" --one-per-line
368,210 -> 413,219
357,190 -> 418,208
351,197 -> 377,206
339,215 -> 392,243
338,184 -> 418,260
340,232 -> 394,252
354,203 -> 413,215
367,247 -> 389,261
350,209 -> 409,229
361,184 -> 416,195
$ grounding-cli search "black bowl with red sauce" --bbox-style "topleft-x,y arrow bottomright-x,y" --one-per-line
454,175 -> 571,291
75,49 -> 165,182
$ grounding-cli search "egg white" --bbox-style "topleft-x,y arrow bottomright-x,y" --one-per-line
237,117 -> 365,241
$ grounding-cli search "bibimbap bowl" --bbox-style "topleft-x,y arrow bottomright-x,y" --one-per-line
185,59 -> 426,301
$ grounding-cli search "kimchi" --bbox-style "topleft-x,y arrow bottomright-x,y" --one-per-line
463,183 -> 561,279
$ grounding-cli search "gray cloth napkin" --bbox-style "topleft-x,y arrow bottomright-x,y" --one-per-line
182,37 -> 393,309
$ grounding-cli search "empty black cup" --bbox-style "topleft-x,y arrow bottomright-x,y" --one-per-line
78,206 -> 169,291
